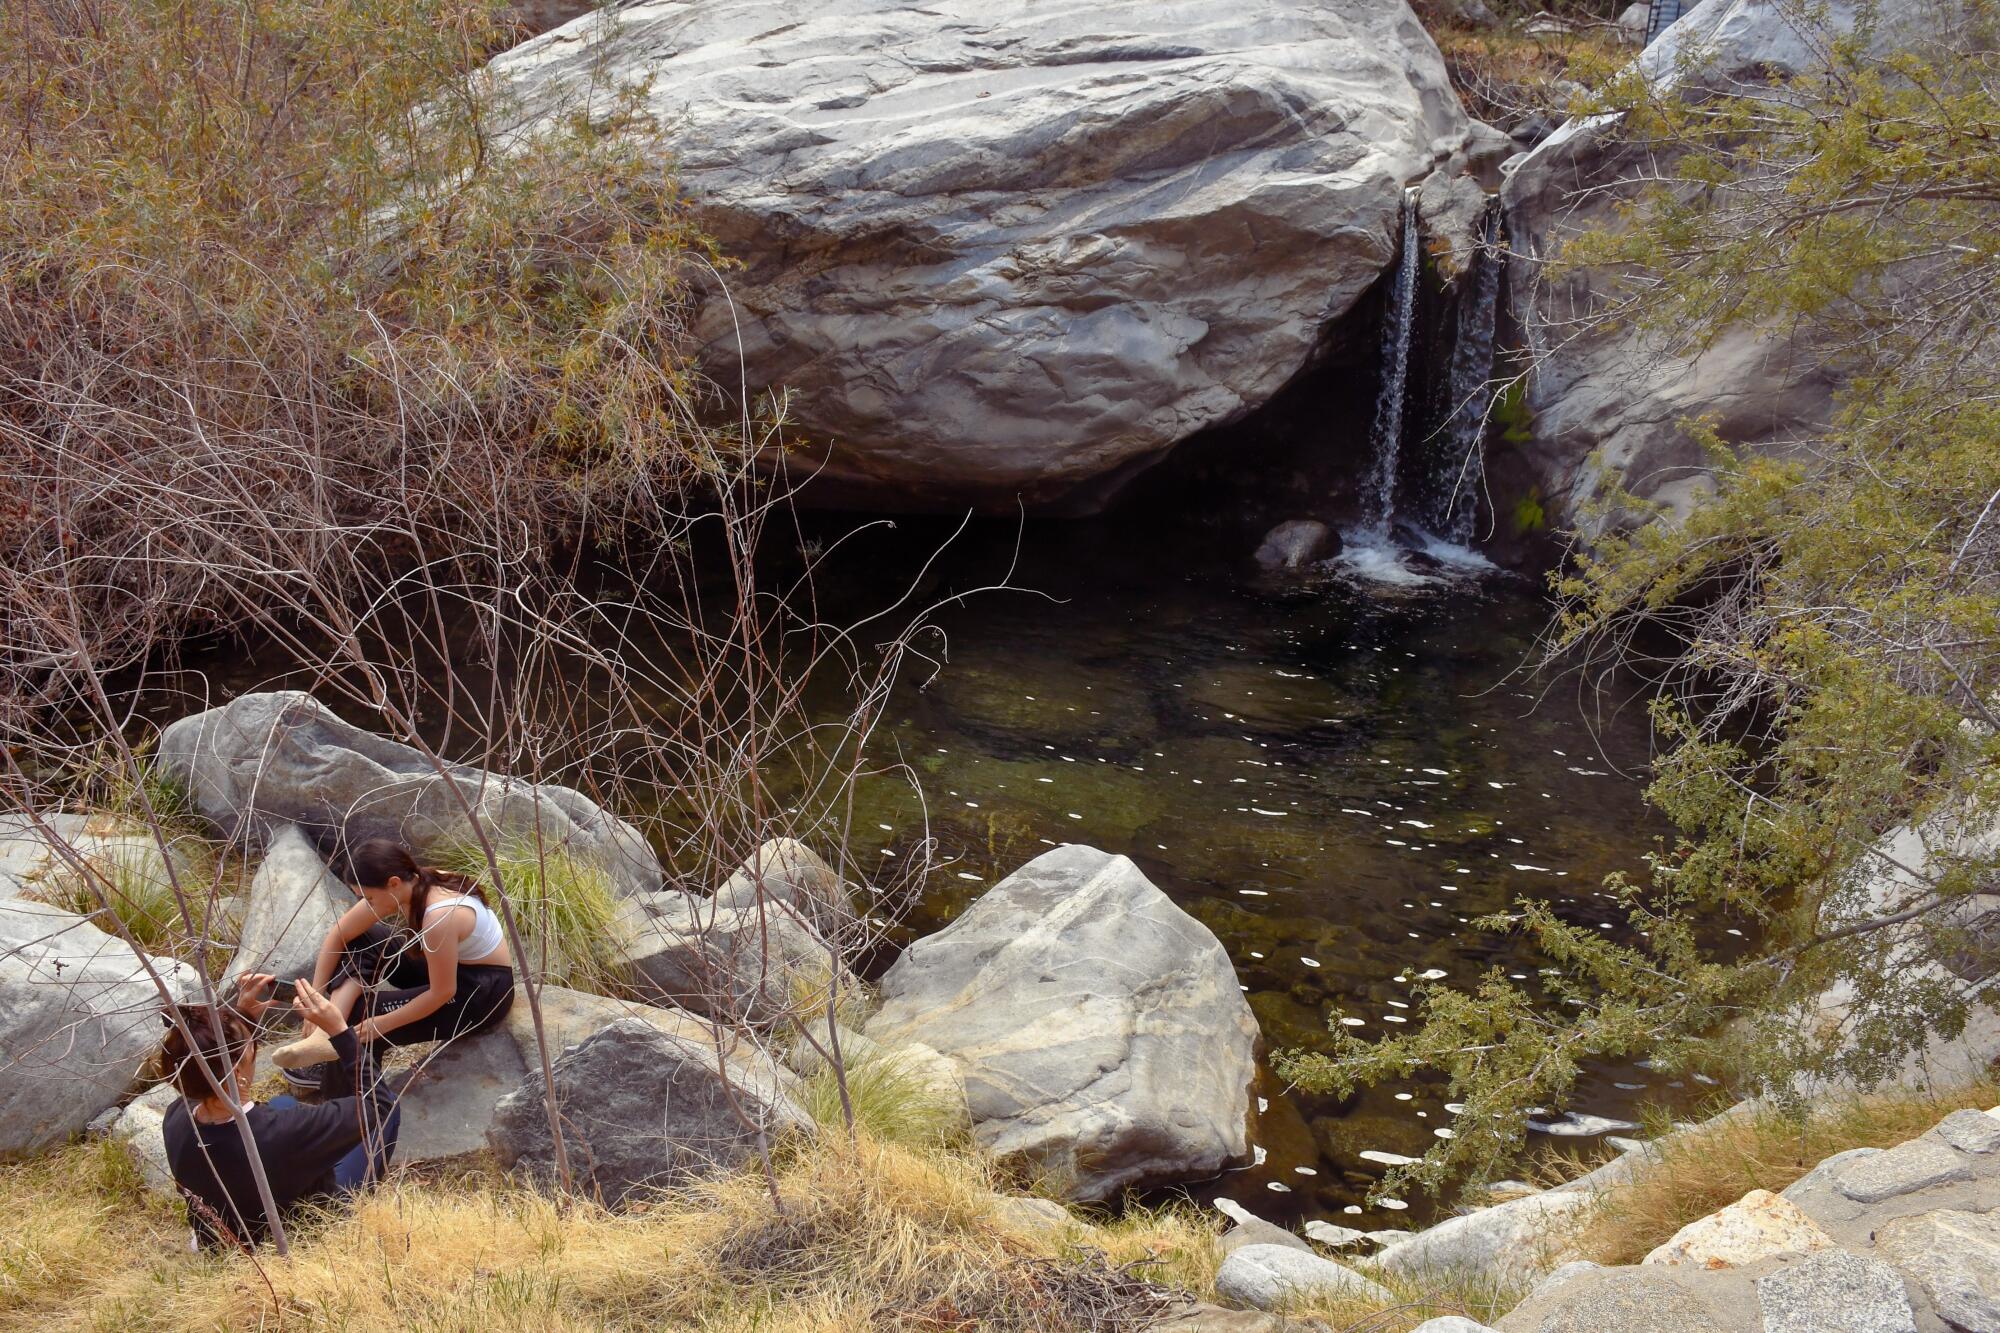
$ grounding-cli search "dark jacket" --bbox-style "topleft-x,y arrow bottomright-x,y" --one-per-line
161,1028 -> 394,1248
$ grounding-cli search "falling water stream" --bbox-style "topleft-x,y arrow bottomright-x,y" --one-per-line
1360,190 -> 1420,539
1422,202 -> 1502,545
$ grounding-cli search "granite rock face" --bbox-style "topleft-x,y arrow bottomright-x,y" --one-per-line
864,844 -> 1257,1201
158,691 -> 661,897
486,0 -> 1471,510
1641,1188 -> 1835,1270
1754,1250 -> 1917,1333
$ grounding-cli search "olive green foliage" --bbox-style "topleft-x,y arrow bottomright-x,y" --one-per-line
1281,0 -> 2000,1197
0,0 -> 719,693
437,841 -> 628,993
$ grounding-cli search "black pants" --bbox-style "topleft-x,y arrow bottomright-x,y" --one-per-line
333,922 -> 515,1047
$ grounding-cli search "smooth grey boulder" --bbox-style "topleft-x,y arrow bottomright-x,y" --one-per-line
863,844 -> 1257,1202
1410,1320 -> 1501,1333
1253,520 -> 1335,572
1755,1250 -> 1917,1333
1214,1200 -> 1313,1257
485,0 -> 1469,511
0,898 -> 196,1157
1876,1209 -> 2000,1332
1214,1243 -> 1395,1311
1374,1187 -> 1594,1283
224,824 -> 349,985
488,1017 -> 811,1209
1825,1138 -> 1970,1204
159,691 -> 661,898
712,839 -> 856,938
615,889 -> 848,1025
1497,1265 -> 1747,1333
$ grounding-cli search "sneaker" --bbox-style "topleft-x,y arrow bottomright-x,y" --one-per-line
280,1063 -> 324,1099
272,1031 -> 338,1070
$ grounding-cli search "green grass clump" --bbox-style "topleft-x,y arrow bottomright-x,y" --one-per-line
436,841 -> 628,994
797,1045 -> 967,1151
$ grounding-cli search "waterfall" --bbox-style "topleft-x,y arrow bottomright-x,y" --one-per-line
1425,201 -> 1502,545
1360,189 -> 1419,538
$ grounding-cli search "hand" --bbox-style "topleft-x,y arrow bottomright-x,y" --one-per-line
291,978 -> 348,1038
351,1018 -> 380,1044
234,972 -> 276,1021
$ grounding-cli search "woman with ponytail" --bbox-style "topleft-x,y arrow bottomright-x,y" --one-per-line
275,838 -> 515,1092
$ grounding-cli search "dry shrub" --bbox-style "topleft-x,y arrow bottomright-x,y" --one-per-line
1568,1080 -> 2000,1266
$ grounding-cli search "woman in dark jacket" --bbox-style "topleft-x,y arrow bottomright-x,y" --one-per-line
160,974 -> 400,1249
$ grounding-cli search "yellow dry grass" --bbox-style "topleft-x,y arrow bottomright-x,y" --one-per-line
1564,1079 -> 2000,1267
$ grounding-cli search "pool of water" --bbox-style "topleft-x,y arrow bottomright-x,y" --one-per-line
148,488 -> 1687,1227
772,509 -> 1681,1227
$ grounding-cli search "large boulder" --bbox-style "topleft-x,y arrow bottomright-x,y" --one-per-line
614,889 -> 849,1025
394,983 -> 777,1162
711,839 -> 856,939
1498,0 -> 1928,535
485,0 -> 1471,511
1214,1243 -> 1396,1311
158,692 -> 661,898
0,812 -> 204,909
488,1017 -> 812,1208
223,823 -> 349,985
863,843 -> 1257,1202
0,898 -> 196,1157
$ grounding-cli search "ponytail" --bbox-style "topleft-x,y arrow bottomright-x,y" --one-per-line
344,838 -> 484,939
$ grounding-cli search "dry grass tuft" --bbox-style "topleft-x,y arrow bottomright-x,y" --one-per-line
1567,1080 -> 2000,1266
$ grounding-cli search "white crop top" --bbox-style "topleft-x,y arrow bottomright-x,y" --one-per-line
421,892 -> 505,963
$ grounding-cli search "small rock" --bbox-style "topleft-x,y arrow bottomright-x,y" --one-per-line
1826,1138 -> 1970,1204
108,1084 -> 179,1198
1875,1209 -> 2000,1332
1214,1243 -> 1395,1311
1374,1188 -> 1593,1283
1302,1220 -> 1368,1248
1926,1107 -> 2000,1155
1409,1320 -> 1499,1333
1755,1250 -> 1917,1333
1642,1188 -> 1835,1269
1616,0 -> 1649,41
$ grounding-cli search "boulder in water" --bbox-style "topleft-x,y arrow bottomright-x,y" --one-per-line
1253,520 -> 1336,571
159,691 -> 662,898
485,0 -> 1470,511
863,844 -> 1258,1201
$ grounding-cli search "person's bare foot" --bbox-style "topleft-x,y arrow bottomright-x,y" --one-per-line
271,1030 -> 338,1070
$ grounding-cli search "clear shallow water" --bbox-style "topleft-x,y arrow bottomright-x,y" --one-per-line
779,512 -> 1680,1227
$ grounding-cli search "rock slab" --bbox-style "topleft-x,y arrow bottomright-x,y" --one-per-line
1875,1209 -> 2000,1333
159,691 -> 661,897
1826,1138 -> 1969,1204
864,843 -> 1257,1201
488,1017 -> 810,1208
224,823 -> 349,984
1754,1250 -> 1916,1333
486,0 -> 1470,511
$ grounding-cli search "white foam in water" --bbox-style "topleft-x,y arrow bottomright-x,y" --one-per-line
1334,529 -> 1500,592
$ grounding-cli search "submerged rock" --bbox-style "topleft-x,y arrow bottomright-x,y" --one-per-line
486,0 -> 1470,511
159,691 -> 661,897
864,844 -> 1257,1201
1253,520 -> 1336,571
